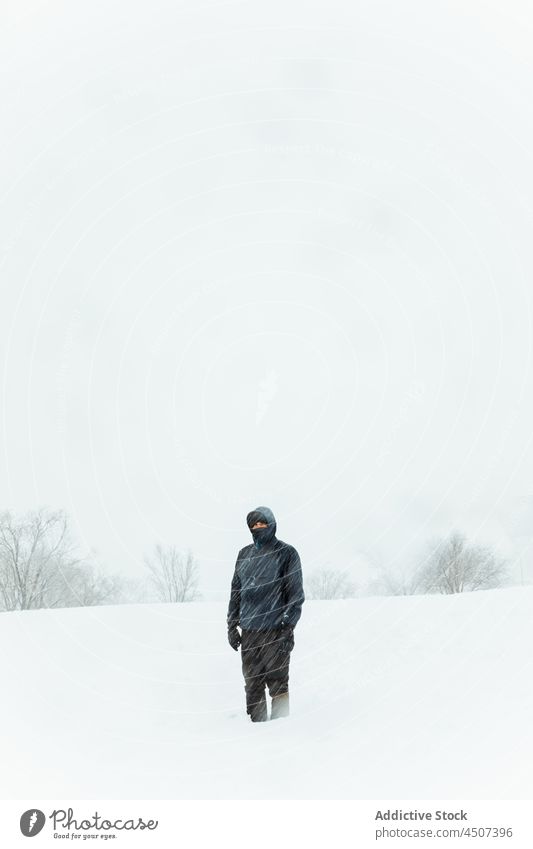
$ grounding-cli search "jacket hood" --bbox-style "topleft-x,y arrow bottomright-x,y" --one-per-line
246,505 -> 277,549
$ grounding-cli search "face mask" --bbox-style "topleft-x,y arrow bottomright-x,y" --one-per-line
251,526 -> 272,546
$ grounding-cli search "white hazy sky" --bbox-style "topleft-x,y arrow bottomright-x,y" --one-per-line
2,0 -> 533,597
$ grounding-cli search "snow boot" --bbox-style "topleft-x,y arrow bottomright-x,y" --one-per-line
270,691 -> 289,719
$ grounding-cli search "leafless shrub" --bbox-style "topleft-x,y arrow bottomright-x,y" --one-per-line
0,507 -> 135,611
0,507 -> 80,610
305,567 -> 358,600
144,544 -> 201,602
414,530 -> 510,594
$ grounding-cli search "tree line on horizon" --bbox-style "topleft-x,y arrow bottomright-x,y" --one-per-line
0,506 -> 200,612
0,505 -> 515,613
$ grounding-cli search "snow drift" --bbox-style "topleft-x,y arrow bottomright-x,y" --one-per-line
0,585 -> 531,799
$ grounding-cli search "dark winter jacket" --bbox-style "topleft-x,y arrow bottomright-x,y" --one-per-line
227,506 -> 305,631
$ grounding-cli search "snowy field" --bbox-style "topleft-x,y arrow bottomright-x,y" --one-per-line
0,586 -> 531,799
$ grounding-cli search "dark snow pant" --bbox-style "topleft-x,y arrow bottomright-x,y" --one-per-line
240,628 -> 293,721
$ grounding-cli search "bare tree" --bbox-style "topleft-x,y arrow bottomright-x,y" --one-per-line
364,563 -> 423,597
0,507 -> 82,611
144,544 -> 201,602
112,574 -> 149,605
305,567 -> 358,600
416,530 -> 510,594
0,507 -> 136,611
46,562 -> 127,608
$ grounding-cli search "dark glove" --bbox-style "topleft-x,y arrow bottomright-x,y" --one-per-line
227,625 -> 241,651
280,623 -> 294,653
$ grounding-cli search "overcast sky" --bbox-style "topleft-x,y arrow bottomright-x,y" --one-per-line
2,0 -> 533,597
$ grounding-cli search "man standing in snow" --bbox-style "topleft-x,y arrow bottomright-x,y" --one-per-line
227,506 -> 304,722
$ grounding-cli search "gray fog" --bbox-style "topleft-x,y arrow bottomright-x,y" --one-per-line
1,0 -> 533,598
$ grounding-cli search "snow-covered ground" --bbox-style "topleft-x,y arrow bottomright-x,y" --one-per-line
1,586 -> 531,799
